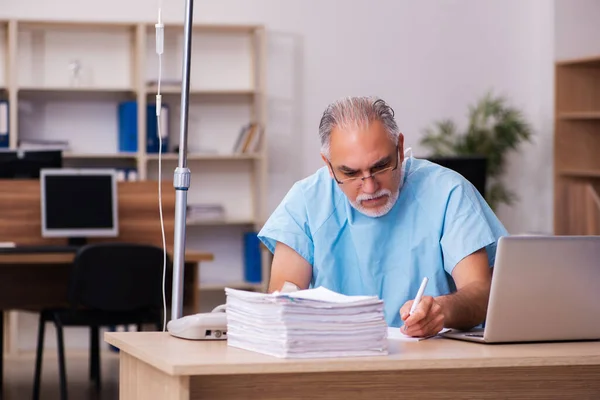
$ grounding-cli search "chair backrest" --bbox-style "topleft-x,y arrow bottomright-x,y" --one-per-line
68,243 -> 167,312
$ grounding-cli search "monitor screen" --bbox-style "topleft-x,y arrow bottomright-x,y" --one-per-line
426,156 -> 487,197
40,169 -> 119,240
0,149 -> 63,179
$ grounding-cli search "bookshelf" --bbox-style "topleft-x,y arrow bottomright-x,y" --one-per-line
554,55 -> 600,235
0,18 -> 269,296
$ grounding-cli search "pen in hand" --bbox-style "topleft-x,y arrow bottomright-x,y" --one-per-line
409,277 -> 429,316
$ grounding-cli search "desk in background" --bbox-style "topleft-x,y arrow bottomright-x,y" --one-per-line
0,178 -> 215,316
0,249 -> 212,313
106,332 -> 600,400
0,180 -> 215,393
0,249 -> 212,396
0,180 -> 187,248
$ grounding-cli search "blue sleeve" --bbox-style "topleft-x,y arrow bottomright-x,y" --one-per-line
257,183 -> 314,265
440,181 -> 508,275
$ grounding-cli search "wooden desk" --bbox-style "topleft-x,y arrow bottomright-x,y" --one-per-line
0,250 -> 213,311
105,332 -> 600,400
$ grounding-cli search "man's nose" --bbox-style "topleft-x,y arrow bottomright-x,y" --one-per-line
361,175 -> 378,194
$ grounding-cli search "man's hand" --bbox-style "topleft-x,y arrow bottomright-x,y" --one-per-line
399,248 -> 492,337
399,296 -> 445,337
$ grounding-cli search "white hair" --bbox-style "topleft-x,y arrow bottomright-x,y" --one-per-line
318,96 -> 400,159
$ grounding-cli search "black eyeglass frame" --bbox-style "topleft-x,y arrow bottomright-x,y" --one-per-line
327,148 -> 400,185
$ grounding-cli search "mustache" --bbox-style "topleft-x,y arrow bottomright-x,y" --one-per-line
356,189 -> 391,203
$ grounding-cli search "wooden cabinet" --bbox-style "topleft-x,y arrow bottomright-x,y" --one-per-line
554,56 -> 600,235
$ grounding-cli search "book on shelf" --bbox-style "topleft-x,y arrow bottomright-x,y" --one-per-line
232,123 -> 262,154
0,100 -> 8,149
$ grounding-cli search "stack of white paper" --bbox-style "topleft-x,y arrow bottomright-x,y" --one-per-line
224,286 -> 388,358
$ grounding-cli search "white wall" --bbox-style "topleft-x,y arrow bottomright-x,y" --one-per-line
2,0 -> 555,233
555,0 -> 600,60
1,0 -> 556,351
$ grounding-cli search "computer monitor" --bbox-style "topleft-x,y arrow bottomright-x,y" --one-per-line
426,155 -> 487,197
0,149 -> 63,179
40,169 -> 119,245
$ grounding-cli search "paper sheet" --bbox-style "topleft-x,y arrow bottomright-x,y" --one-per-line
285,286 -> 380,304
387,327 -> 450,342
225,286 -> 382,307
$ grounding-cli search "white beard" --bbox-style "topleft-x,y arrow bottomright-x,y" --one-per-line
350,187 -> 400,218
347,148 -> 411,218
349,155 -> 408,218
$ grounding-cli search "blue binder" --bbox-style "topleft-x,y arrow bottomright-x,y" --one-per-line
243,232 -> 262,283
0,100 -> 9,148
118,101 -> 138,153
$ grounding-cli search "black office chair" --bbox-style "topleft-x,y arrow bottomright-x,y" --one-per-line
32,243 -> 167,400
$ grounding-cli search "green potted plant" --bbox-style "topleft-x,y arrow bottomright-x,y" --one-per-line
419,91 -> 533,211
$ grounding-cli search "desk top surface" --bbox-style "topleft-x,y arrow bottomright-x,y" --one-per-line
104,331 -> 600,376
0,250 -> 213,264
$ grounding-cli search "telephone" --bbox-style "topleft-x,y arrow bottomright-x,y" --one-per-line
166,304 -> 228,340
166,282 -> 299,340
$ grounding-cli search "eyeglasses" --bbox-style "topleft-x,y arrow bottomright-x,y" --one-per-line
328,149 -> 400,186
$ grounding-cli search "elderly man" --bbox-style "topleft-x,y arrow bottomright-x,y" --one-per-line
257,96 -> 508,338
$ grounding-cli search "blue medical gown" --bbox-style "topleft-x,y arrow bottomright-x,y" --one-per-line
258,157 -> 508,327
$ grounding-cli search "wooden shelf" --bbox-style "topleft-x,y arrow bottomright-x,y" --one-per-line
555,55 -> 600,235
558,169 -> 600,178
145,153 -> 262,161
15,19 -> 261,33
558,112 -> 600,120
19,87 -> 134,97
556,55 -> 600,67
17,20 -> 137,31
63,152 -> 139,159
160,23 -> 261,33
18,87 -> 135,101
20,86 -> 134,92
146,85 -> 256,96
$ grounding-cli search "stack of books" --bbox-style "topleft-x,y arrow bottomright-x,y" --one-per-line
225,286 -> 388,358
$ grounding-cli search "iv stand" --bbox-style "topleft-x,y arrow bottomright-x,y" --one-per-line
171,0 -> 194,320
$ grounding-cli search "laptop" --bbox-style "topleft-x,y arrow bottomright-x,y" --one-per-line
441,235 -> 600,344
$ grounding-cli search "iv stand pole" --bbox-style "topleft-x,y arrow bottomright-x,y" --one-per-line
171,0 -> 194,320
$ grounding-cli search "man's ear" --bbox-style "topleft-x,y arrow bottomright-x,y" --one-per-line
398,133 -> 405,160
321,153 -> 334,178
